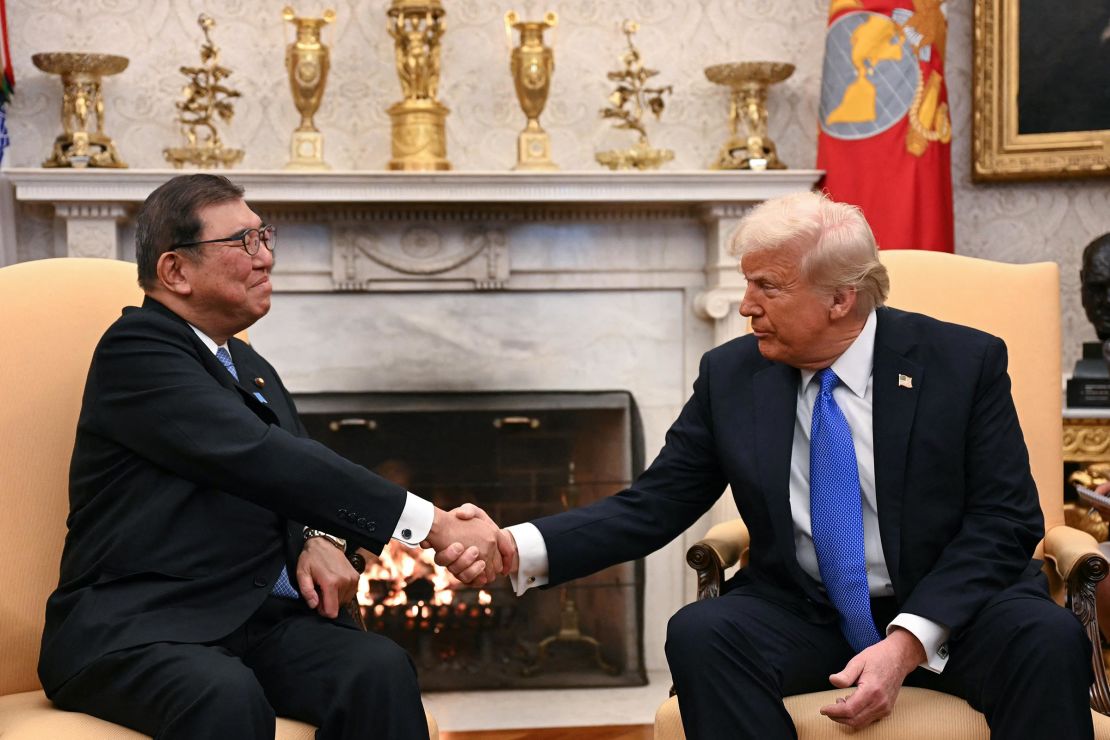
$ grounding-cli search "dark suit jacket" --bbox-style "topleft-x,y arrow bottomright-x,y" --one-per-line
39,297 -> 407,694
532,307 -> 1045,636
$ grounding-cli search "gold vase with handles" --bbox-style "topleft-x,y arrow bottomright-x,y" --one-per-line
505,11 -> 557,171
283,6 -> 335,170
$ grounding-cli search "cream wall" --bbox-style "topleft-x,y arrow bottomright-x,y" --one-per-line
3,0 -> 1108,367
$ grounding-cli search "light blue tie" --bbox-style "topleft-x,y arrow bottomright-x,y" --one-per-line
214,347 -> 299,600
810,368 -> 880,652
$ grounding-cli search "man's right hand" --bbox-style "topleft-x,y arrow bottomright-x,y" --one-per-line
422,504 -> 505,586
429,504 -> 518,586
1094,482 -> 1110,518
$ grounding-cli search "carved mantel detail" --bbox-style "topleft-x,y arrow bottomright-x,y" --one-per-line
332,225 -> 509,291
54,202 -> 128,259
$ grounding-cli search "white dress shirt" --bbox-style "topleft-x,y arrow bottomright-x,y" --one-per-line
189,324 -> 433,546
509,310 -> 950,673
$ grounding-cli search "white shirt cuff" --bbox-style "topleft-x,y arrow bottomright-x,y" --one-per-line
392,492 -> 433,546
888,612 -> 950,673
506,522 -> 549,596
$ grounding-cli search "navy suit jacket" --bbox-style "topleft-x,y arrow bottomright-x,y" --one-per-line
532,306 -> 1045,634
39,297 -> 407,693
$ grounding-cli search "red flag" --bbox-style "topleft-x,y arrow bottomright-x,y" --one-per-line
816,0 -> 953,252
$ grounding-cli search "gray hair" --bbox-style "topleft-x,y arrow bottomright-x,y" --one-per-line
136,174 -> 245,291
729,190 -> 889,315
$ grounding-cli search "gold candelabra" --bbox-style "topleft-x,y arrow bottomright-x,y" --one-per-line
283,6 -> 335,170
386,0 -> 451,171
505,10 -> 558,171
33,52 -> 128,168
164,14 -> 244,169
704,62 -> 793,171
595,20 -> 673,171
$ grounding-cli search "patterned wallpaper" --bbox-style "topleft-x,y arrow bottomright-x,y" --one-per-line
3,0 -> 1109,368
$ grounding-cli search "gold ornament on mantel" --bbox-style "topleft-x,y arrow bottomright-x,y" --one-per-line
595,20 -> 673,171
705,61 -> 794,171
283,5 -> 335,171
386,0 -> 450,171
32,52 -> 129,168
505,10 -> 558,171
164,14 -> 244,169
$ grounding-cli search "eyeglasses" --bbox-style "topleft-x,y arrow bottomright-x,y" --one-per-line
171,225 -> 276,256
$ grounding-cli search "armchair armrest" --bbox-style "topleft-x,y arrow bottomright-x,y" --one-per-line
1043,524 -> 1110,715
686,518 -> 750,601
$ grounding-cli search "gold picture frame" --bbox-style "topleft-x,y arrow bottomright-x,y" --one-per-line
973,0 -> 1110,182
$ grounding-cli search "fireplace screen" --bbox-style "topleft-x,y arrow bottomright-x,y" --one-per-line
296,391 -> 647,690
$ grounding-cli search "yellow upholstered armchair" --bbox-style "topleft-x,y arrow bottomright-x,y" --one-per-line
655,251 -> 1110,739
0,258 -> 438,739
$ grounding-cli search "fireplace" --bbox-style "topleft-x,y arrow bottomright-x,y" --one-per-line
296,391 -> 647,690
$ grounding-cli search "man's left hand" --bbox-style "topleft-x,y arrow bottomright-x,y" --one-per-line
819,628 -> 926,729
295,536 -> 360,619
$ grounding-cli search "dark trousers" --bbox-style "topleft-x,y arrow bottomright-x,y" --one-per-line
51,596 -> 429,740
665,575 -> 1094,740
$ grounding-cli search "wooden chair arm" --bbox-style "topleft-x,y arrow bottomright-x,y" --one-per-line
1043,524 -> 1110,715
686,518 -> 750,601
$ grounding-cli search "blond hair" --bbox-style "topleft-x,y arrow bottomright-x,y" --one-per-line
729,190 -> 889,315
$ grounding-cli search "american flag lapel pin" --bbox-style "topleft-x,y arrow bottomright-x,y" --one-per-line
898,374 -> 913,389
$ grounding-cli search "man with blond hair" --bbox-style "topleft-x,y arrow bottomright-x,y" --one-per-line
449,191 -> 1092,738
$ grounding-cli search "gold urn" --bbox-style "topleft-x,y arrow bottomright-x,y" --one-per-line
386,0 -> 450,171
704,61 -> 794,171
283,6 -> 336,170
32,52 -> 129,168
505,11 -> 558,171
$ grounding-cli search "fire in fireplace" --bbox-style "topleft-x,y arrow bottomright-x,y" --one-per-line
295,391 -> 647,690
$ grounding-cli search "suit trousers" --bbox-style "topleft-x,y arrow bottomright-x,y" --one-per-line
51,596 -> 429,740
665,574 -> 1093,740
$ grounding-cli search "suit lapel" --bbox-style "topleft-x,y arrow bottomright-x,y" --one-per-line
752,362 -> 809,583
872,311 -> 922,597
226,343 -> 281,427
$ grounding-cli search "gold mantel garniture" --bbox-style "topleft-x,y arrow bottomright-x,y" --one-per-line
32,52 -> 128,168
595,20 -> 673,171
387,0 -> 450,171
164,14 -> 244,169
705,62 -> 793,171
283,6 -> 336,170
505,10 -> 558,171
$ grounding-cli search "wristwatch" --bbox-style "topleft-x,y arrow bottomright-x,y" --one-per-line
303,528 -> 347,552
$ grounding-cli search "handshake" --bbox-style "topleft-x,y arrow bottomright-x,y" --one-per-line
421,504 -> 517,587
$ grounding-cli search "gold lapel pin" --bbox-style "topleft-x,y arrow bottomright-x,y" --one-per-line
898,374 -> 913,389
253,377 -> 265,388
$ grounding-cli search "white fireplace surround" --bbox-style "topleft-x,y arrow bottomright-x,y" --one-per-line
6,168 -> 821,711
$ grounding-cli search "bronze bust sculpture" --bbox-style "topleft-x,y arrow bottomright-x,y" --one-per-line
1069,233 -> 1110,406
1081,233 -> 1110,342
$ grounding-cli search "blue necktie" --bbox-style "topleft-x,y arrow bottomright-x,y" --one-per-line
214,347 -> 300,600
810,368 -> 880,652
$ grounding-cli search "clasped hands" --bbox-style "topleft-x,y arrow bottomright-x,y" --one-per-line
422,503 -> 516,587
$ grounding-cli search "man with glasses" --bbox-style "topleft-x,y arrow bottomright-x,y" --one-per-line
39,174 -> 502,740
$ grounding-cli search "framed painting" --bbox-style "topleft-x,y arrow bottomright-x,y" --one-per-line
973,0 -> 1110,181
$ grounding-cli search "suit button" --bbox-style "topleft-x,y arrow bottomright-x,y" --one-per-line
347,512 -> 358,523
338,508 -> 348,518
366,521 -> 376,532
253,577 -> 268,588
401,528 -> 412,540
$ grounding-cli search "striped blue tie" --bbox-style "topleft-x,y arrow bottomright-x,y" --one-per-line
214,347 -> 300,600
810,368 -> 880,652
